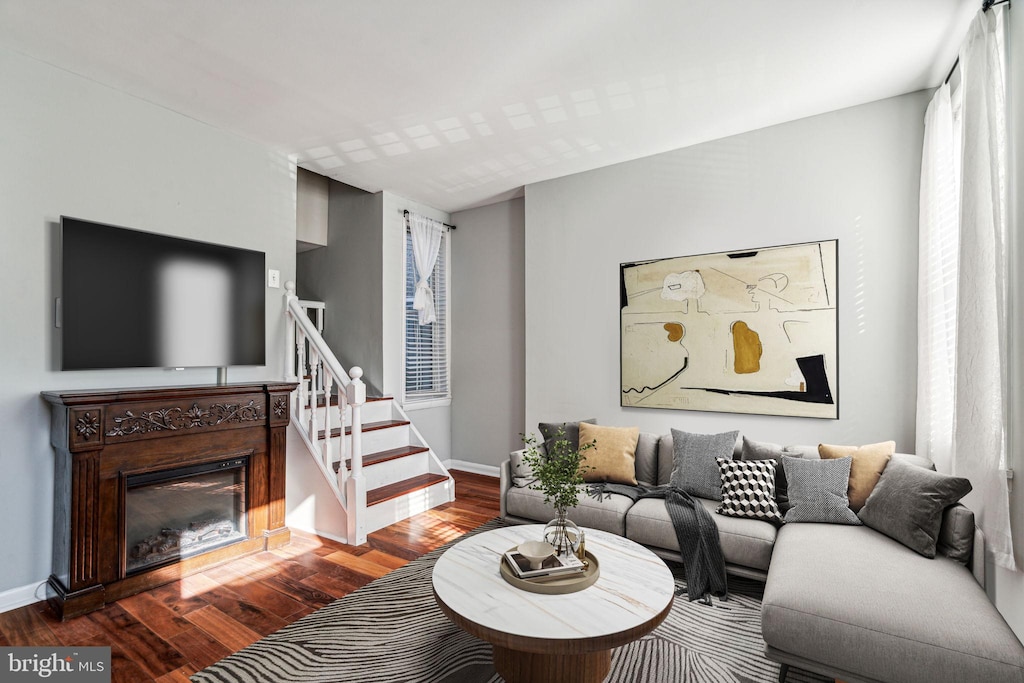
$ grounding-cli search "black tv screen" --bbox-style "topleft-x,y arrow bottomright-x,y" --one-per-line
61,217 -> 266,370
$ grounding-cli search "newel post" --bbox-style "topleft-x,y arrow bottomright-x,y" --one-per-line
284,281 -> 298,383
346,366 -> 367,545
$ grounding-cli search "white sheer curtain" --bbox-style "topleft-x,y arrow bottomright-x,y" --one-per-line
955,5 -> 1013,571
918,5 -> 1014,571
916,83 -> 958,476
407,212 -> 445,325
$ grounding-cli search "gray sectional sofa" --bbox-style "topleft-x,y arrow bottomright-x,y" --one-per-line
499,432 -> 1024,683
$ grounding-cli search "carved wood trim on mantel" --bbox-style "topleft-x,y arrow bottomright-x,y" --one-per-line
42,381 -> 297,620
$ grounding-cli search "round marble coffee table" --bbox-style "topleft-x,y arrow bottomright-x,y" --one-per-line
432,524 -> 674,683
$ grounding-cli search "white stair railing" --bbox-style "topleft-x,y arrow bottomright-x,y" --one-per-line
285,282 -> 367,545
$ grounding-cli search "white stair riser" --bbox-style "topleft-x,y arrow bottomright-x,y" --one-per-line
310,400 -> 393,427
339,424 -> 410,455
343,400 -> 394,425
364,479 -> 454,535
362,451 -> 431,490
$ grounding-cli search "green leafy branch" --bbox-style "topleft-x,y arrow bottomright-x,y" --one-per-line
521,429 -> 596,514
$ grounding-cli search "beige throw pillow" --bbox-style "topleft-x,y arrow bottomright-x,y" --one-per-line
578,423 -> 639,485
818,440 -> 895,512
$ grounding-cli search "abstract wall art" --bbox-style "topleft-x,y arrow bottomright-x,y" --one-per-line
620,240 -> 838,418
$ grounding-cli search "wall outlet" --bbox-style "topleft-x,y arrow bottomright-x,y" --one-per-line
268,269 -> 280,288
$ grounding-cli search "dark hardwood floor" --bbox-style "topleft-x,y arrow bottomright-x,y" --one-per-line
0,470 -> 500,683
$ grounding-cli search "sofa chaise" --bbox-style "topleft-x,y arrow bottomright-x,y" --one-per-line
499,431 -> 1024,683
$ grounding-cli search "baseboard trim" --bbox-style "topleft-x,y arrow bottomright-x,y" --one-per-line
287,523 -> 349,546
445,459 -> 499,478
0,580 -> 47,614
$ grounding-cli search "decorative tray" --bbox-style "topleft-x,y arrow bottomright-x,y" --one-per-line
499,549 -> 600,595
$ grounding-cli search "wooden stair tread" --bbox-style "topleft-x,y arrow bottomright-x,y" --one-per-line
331,445 -> 430,473
367,473 -> 450,507
316,419 -> 410,440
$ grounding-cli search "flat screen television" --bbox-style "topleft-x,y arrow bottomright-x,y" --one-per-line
60,216 -> 266,371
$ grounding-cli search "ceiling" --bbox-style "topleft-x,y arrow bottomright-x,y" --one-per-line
0,1 -> 975,213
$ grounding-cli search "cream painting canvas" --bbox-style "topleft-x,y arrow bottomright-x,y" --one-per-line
620,240 -> 838,418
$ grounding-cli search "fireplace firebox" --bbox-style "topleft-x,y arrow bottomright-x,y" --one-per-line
125,456 -> 249,574
43,382 -> 296,619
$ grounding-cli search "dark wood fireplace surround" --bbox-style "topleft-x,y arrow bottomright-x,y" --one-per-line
42,382 -> 297,619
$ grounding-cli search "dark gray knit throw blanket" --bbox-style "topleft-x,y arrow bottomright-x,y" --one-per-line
589,483 -> 728,603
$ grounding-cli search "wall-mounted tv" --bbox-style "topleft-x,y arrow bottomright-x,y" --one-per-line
60,216 -> 266,371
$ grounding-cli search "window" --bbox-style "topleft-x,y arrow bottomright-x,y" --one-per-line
403,224 -> 450,405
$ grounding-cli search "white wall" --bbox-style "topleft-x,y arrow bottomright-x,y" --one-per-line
0,48 -> 296,602
451,198 -> 526,469
992,4 -> 1024,642
524,91 -> 928,450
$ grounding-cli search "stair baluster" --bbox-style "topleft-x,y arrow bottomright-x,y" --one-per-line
307,347 -> 320,444
337,390 -> 349,491
296,328 -> 307,428
322,370 -> 334,471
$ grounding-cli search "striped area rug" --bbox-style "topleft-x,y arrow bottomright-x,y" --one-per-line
192,519 -> 827,683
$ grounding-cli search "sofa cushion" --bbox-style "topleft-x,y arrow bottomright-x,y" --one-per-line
893,452 -> 935,470
505,485 -> 632,536
763,523 -> 1024,683
818,440 -> 895,511
782,444 -> 819,460
538,418 -> 596,452
657,434 -> 674,486
938,503 -> 975,564
670,429 -> 739,501
634,432 -> 661,487
782,456 -> 861,525
625,497 -> 776,571
857,456 -> 972,558
578,423 -> 638,485
716,457 -> 782,523
508,448 -> 536,488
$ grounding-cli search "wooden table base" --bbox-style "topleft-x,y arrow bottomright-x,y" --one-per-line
492,645 -> 611,683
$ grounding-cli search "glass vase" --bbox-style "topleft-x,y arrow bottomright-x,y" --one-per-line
543,511 -> 582,558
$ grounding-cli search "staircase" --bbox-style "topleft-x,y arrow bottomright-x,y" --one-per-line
283,282 -> 454,545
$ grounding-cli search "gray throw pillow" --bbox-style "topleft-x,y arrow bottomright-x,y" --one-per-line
538,419 -> 596,453
670,429 -> 739,501
857,457 -> 972,558
740,436 -> 789,506
782,455 -> 861,525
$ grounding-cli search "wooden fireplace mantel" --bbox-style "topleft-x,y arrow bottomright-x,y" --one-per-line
42,381 -> 297,619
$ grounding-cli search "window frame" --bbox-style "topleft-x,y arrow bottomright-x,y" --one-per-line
401,220 -> 451,410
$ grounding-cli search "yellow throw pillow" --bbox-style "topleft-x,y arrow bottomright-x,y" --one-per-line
578,423 -> 639,485
818,441 -> 895,512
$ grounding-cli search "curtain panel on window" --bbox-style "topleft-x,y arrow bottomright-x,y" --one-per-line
916,83 -> 958,477
918,5 -> 1015,571
407,213 -> 445,325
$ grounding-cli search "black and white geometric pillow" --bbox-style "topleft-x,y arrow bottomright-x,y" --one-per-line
716,457 -> 783,523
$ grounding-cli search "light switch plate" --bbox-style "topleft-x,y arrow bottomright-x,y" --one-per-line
268,269 -> 280,288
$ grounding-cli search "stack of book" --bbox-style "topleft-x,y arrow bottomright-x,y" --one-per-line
503,549 -> 586,580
